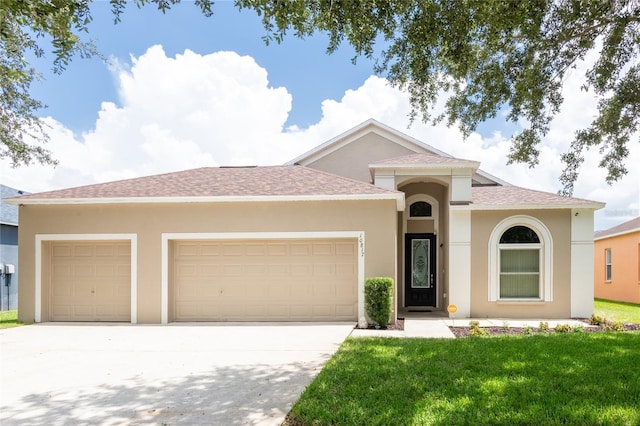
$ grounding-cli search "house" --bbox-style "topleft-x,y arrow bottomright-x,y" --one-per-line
7,119 -> 604,324
594,217 -> 640,304
1,184 -> 27,311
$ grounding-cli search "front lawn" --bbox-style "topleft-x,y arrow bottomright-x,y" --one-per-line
594,298 -> 640,323
287,333 -> 640,425
0,310 -> 22,329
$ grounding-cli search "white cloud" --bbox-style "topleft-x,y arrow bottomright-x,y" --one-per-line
1,45 -> 636,230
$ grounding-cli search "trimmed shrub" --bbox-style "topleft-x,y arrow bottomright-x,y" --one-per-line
554,323 -> 572,333
604,321 -> 624,332
589,314 -> 606,326
469,321 -> 488,336
364,277 -> 393,327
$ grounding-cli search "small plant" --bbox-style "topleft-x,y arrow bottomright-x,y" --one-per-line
539,321 -> 550,332
589,314 -> 606,326
554,323 -> 572,333
572,324 -> 584,333
603,321 -> 624,332
469,320 -> 488,336
364,277 -> 393,328
502,321 -> 510,331
524,325 -> 532,335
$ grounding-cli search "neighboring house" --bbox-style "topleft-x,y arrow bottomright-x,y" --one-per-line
7,119 -> 604,324
1,184 -> 27,311
594,217 -> 640,304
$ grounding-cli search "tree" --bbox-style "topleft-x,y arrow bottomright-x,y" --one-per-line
236,0 -> 639,195
0,0 -> 212,168
2,0 -> 638,195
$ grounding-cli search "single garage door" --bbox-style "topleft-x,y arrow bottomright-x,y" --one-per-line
50,241 -> 131,321
172,238 -> 358,321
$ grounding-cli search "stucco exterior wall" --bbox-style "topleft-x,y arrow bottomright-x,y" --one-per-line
17,199 -> 398,323
470,209 -> 572,318
306,133 -> 417,183
594,231 -> 640,304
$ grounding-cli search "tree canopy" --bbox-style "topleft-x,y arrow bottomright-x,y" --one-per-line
2,0 -> 638,194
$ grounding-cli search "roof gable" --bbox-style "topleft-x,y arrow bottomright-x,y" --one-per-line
288,119 -> 508,186
288,119 -> 449,166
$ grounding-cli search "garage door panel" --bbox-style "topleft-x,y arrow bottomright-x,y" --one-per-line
173,238 -> 357,321
50,241 -> 131,322
291,264 -> 311,276
290,244 -> 310,256
312,243 -> 333,255
267,244 -> 287,255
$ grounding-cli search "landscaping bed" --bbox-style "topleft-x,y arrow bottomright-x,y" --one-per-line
450,321 -> 640,337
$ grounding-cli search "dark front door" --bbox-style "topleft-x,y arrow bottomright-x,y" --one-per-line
405,233 -> 437,307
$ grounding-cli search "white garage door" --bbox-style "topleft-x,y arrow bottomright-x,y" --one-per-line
50,241 -> 131,321
172,238 -> 358,321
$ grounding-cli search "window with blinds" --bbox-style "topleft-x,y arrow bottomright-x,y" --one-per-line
499,226 -> 541,299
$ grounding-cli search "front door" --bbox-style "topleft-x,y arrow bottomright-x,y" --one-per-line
405,233 -> 437,307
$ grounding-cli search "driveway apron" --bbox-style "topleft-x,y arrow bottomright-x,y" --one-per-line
0,323 -> 353,425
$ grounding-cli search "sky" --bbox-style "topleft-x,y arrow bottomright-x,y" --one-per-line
1,1 -> 638,231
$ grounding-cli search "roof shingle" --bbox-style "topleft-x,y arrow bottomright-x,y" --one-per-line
594,216 -> 640,239
471,186 -> 604,208
10,166 -> 399,202
370,153 -> 479,168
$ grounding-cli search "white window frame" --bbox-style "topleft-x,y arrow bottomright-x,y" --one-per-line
488,216 -> 553,302
605,248 -> 612,281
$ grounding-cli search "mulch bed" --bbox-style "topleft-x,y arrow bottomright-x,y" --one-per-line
354,319 -> 640,336
361,318 -> 405,331
450,321 -> 640,338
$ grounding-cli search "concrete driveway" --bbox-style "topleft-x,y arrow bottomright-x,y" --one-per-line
0,323 -> 354,425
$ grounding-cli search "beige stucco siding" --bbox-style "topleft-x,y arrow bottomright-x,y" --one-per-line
18,200 -> 397,324
470,209 -> 572,318
306,133 -> 418,183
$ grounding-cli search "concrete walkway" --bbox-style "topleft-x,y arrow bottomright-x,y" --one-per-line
350,318 -> 591,338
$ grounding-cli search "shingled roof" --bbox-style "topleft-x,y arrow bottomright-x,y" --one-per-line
471,186 -> 605,209
7,166 -> 403,206
594,216 -> 640,239
370,153 -> 480,169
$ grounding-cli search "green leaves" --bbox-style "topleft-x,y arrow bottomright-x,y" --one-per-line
1,0 -> 213,168
239,0 -> 639,193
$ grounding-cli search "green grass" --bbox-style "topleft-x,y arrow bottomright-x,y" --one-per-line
0,310 -> 22,329
288,334 -> 640,425
595,298 -> 640,323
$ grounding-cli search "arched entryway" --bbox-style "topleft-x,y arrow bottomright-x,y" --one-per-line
398,180 -> 448,312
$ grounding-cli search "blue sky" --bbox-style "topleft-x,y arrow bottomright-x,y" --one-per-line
31,2 -> 377,133
4,1 -> 639,231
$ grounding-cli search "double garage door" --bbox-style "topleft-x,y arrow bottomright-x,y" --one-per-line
48,238 -> 358,322
172,238 -> 358,321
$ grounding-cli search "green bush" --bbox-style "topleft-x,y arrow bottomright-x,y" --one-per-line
364,277 -> 393,327
469,320 -> 488,337
604,321 -> 624,332
554,324 -> 572,333
589,314 -> 606,325
539,321 -> 550,332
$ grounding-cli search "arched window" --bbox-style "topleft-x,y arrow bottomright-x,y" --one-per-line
488,216 -> 553,302
410,201 -> 432,218
499,226 -> 541,298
